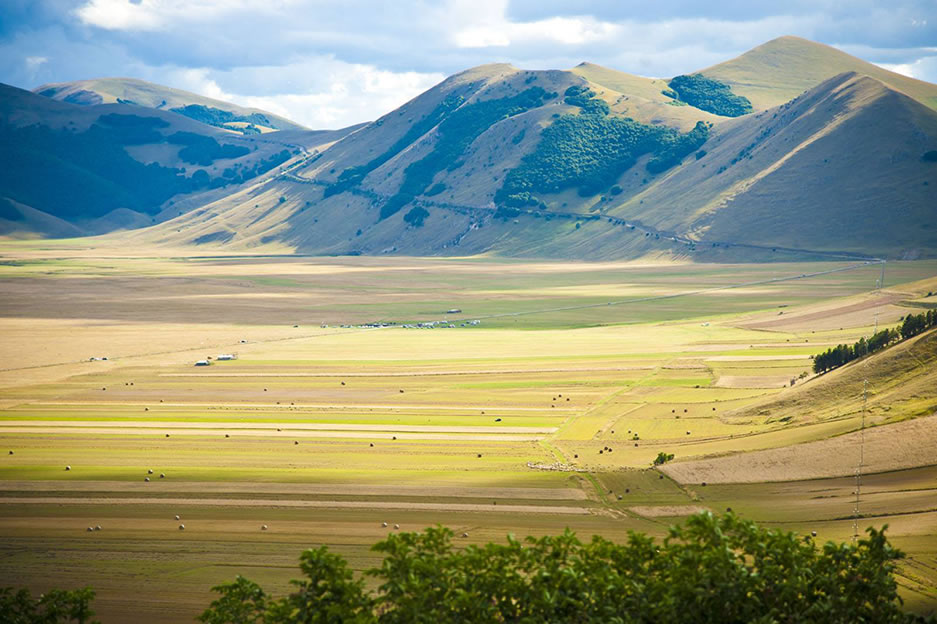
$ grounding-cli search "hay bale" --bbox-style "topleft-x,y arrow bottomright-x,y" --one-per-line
225,434 -> 230,438
65,465 -> 70,471
461,532 -> 468,538
87,527 -> 94,532
477,453 -> 482,458
165,434 -> 170,438
261,525 -> 268,531
148,469 -> 153,474
175,515 -> 180,520
144,477 -> 150,482
382,522 -> 388,528
179,524 -> 185,530
95,525 -> 101,531
369,443 -> 374,447
160,473 -> 165,478
393,524 -> 400,530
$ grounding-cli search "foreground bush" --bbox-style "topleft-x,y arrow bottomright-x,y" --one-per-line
0,587 -> 97,623
199,512 -> 930,623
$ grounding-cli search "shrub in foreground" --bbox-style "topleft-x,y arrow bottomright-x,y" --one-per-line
199,512 -> 929,623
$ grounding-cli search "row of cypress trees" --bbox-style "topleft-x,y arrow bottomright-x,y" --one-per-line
813,310 -> 936,374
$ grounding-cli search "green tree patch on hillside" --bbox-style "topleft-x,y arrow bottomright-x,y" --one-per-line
197,513 -> 927,623
496,110 -> 709,203
170,104 -> 279,133
667,74 -> 753,117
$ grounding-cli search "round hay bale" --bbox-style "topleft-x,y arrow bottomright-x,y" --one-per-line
144,477 -> 150,482
294,441 -> 299,445
148,469 -> 153,474
65,465 -> 71,471
686,431 -> 691,435
87,527 -> 94,532
617,495 -> 623,500
225,434 -> 230,438
160,473 -> 165,478
399,389 -> 404,393
277,428 -> 281,432
179,524 -> 185,530
165,434 -> 170,438
382,522 -> 388,527
477,453 -> 482,458
261,525 -> 268,531
811,531 -> 817,537
341,381 -> 345,385
461,532 -> 468,538
392,436 -> 397,440
175,515 -> 180,520
701,482 -> 707,487
95,525 -> 101,531
573,454 -> 578,459
393,524 -> 400,530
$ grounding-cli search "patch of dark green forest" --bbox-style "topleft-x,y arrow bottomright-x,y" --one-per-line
664,74 -> 753,117
379,87 -> 554,219
325,92 -> 468,199
171,104 -> 278,134
496,86 -> 709,208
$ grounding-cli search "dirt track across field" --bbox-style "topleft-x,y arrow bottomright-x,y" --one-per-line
0,420 -> 556,434
0,480 -> 588,500
0,496 -> 591,515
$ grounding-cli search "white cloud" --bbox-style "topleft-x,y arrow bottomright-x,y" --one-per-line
162,59 -> 444,129
74,0 -> 301,31
876,62 -> 916,77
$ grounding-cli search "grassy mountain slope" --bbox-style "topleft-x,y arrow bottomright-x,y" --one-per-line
701,36 -> 937,112
608,72 -> 937,258
34,77 -> 306,133
0,83 -> 331,236
42,37 -> 937,260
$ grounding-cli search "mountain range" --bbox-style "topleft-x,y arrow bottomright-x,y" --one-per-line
2,35 -> 935,260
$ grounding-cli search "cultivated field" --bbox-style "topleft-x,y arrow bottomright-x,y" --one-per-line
0,243 -> 935,621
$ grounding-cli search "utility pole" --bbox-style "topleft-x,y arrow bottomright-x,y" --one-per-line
853,379 -> 868,542
877,260 -> 886,290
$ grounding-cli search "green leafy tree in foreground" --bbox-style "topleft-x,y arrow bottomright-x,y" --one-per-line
0,587 -> 98,624
198,512 -> 932,623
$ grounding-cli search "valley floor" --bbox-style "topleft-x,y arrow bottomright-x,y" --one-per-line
0,243 -> 935,620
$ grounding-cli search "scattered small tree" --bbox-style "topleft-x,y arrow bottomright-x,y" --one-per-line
653,451 -> 675,465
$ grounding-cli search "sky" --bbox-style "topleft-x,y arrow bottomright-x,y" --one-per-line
1,0 -> 936,129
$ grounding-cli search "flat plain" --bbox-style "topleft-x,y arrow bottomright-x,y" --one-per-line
1,243 -> 935,621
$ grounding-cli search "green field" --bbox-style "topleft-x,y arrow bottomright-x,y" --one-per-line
1,247 -> 935,620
